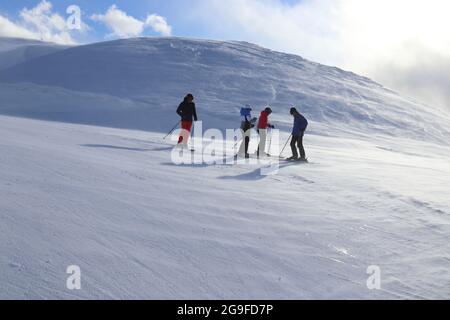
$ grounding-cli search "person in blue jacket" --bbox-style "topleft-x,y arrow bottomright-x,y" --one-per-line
237,106 -> 257,158
288,107 -> 308,161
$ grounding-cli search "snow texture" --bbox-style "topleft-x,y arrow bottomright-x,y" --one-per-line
0,37 -> 449,299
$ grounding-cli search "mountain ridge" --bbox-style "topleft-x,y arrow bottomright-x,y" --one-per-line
0,37 -> 449,144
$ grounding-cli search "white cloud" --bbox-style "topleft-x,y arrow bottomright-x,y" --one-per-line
0,0 -> 77,45
192,0 -> 450,110
371,45 -> 450,110
91,6 -> 172,38
91,5 -> 144,38
0,15 -> 37,40
146,14 -> 172,37
192,0 -> 341,65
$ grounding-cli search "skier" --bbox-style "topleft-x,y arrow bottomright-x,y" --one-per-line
256,107 -> 275,158
288,107 -> 308,161
237,106 -> 257,159
176,94 -> 198,146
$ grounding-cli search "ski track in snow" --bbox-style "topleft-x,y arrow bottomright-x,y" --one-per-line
1,115 -> 450,299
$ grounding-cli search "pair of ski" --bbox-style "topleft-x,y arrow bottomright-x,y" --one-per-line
233,153 -> 309,163
174,144 -> 196,152
178,146 -> 309,163
265,153 -> 309,163
280,157 -> 309,163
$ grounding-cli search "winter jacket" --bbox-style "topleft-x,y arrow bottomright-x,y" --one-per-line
258,111 -> 271,129
177,99 -> 198,122
292,113 -> 308,136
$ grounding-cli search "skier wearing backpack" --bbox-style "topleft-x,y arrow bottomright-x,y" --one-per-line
256,107 -> 275,158
288,107 -> 308,161
237,106 -> 257,159
176,94 -> 198,146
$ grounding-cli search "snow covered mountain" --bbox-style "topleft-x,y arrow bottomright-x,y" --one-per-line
0,37 -> 69,70
1,37 -> 450,299
1,37 -> 449,142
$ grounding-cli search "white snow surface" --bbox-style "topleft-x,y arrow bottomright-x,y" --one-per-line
1,37 -> 450,299
1,115 -> 450,299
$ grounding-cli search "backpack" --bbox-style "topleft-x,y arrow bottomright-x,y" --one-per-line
240,107 -> 252,119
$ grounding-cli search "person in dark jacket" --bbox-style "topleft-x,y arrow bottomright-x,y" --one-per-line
176,94 -> 198,145
288,107 -> 308,161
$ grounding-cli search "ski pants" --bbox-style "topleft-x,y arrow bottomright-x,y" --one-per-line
178,120 -> 193,145
238,128 -> 252,156
257,129 -> 268,156
291,131 -> 306,159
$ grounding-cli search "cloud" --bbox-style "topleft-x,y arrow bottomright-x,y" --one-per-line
146,14 -> 172,37
0,0 -> 77,45
192,0 -> 450,110
0,15 -> 37,40
191,0 -> 341,65
91,5 -> 144,38
91,5 -> 172,38
371,45 -> 450,110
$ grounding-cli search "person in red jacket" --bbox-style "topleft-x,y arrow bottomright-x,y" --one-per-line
257,107 -> 275,157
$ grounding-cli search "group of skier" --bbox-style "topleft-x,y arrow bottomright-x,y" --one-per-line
174,94 -> 308,162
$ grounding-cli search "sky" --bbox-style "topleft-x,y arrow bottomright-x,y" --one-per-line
1,0 -> 450,111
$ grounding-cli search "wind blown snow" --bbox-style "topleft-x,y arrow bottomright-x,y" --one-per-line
0,37 -> 449,299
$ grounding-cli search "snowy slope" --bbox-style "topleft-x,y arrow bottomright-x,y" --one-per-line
1,37 -> 450,144
1,115 -> 449,299
1,37 -> 450,299
0,37 -> 68,70
0,83 -> 170,132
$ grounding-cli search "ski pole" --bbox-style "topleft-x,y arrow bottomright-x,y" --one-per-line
163,121 -> 180,140
279,134 -> 292,158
